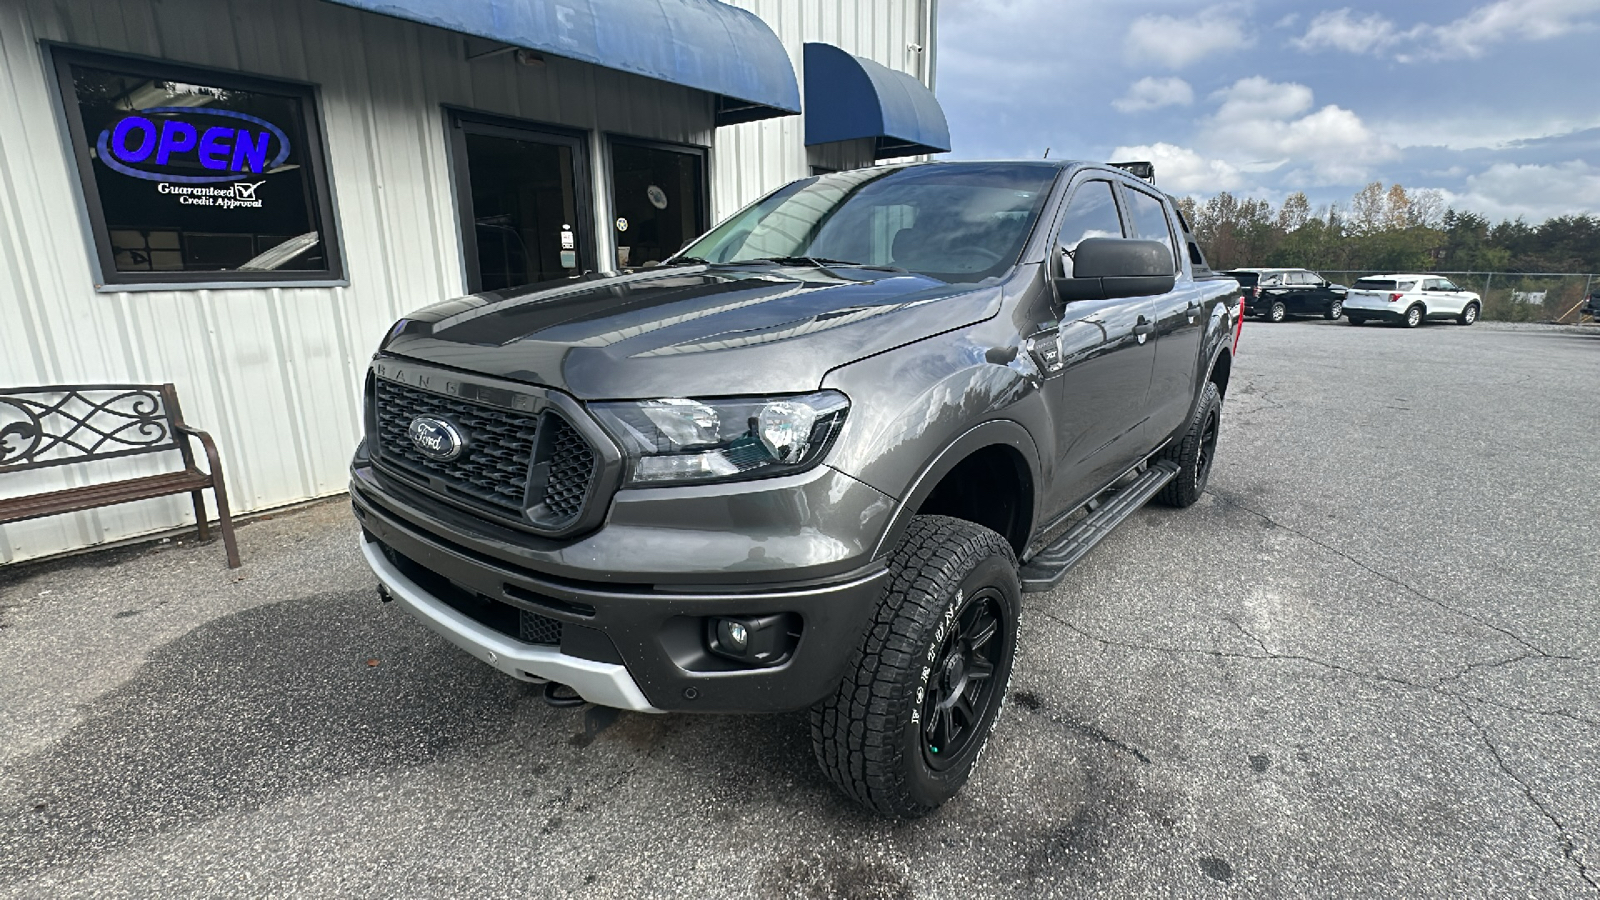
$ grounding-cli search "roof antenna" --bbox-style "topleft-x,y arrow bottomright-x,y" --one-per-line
1043,147 -> 1050,159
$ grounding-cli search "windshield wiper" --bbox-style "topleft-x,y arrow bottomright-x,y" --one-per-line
732,256 -> 910,274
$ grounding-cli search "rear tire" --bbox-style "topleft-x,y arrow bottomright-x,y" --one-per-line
1458,302 -> 1479,326
811,516 -> 1019,818
1401,305 -> 1424,328
1268,301 -> 1287,323
1347,315 -> 1367,326
1325,299 -> 1343,320
1154,381 -> 1222,508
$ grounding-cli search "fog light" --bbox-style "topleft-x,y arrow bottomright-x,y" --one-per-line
708,614 -> 801,667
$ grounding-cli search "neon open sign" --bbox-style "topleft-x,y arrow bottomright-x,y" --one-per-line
95,108 -> 290,184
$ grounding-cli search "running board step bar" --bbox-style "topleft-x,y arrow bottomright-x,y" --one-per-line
1018,460 -> 1180,593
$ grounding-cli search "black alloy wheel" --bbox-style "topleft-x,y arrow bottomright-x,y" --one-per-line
921,587 -> 1006,771
1155,380 -> 1222,507
1403,305 -> 1423,328
812,516 -> 1020,818
1268,300 -> 1287,322
1325,299 -> 1343,320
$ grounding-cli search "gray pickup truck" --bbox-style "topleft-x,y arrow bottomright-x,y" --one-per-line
351,160 -> 1241,816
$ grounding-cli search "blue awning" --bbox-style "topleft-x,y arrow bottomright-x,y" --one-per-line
324,0 -> 801,125
802,43 -> 950,158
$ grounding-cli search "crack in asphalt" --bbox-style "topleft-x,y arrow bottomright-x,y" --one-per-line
1204,489 -> 1552,658
1028,609 -> 1600,732
1463,703 -> 1600,894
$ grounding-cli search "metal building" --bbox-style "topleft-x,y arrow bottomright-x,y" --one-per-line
0,0 -> 949,564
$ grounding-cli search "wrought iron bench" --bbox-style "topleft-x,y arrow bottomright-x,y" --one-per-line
0,384 -> 239,567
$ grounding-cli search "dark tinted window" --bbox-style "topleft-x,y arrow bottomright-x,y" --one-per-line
54,49 -> 339,283
610,140 -> 705,269
1354,279 -> 1398,290
1055,180 -> 1123,277
1227,271 -> 1261,286
1125,187 -> 1177,266
681,163 -> 1059,283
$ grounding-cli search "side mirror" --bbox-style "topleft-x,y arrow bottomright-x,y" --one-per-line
1055,238 -> 1176,301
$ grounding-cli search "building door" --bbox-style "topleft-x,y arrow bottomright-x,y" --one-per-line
608,138 -> 706,269
450,114 -> 594,293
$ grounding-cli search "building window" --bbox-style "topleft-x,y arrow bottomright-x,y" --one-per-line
608,137 -> 707,269
51,48 -> 342,285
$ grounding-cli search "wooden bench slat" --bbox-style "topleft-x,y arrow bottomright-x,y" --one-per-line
0,470 -> 212,524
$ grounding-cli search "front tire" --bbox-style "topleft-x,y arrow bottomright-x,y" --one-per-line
1458,302 -> 1479,325
811,516 -> 1019,818
1154,380 -> 1222,508
1402,304 -> 1424,328
1325,299 -> 1343,320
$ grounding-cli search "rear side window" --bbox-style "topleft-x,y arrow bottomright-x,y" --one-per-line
1354,278 -> 1398,290
1229,271 -> 1260,286
1125,188 -> 1177,267
1398,281 -> 1418,291
1055,180 -> 1123,275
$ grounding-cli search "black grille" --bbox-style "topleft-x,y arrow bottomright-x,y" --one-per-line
374,379 -> 536,514
543,416 -> 597,522
371,376 -> 601,529
518,610 -> 564,645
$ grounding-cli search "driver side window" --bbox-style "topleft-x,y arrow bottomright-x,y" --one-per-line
1055,180 -> 1124,277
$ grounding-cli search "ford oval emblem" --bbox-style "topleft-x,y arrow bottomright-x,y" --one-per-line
407,416 -> 466,462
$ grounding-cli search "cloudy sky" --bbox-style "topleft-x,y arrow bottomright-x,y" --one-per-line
935,0 -> 1600,222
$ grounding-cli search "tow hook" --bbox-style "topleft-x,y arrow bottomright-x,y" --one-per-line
542,682 -> 587,709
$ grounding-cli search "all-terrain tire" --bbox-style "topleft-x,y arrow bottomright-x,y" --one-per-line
1457,302 -> 1479,326
811,516 -> 1019,818
1154,380 -> 1222,508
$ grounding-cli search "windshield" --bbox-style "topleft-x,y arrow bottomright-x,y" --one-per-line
677,163 -> 1059,283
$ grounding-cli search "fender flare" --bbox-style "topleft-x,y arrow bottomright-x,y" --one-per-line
868,418 -> 1042,559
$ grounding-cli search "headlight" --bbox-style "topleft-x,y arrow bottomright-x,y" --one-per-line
589,391 -> 849,486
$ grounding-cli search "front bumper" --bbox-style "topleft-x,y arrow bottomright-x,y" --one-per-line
352,467 -> 890,713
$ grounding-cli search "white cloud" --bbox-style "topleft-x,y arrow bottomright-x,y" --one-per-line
1293,0 -> 1600,60
1293,8 -> 1394,53
1113,76 -> 1195,113
1212,76 -> 1313,121
1443,0 -> 1600,54
1439,160 -> 1600,220
1125,5 -> 1254,69
1199,78 -> 1398,185
1109,142 -> 1244,192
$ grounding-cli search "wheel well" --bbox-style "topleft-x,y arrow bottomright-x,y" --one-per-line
1209,349 -> 1233,399
916,445 -> 1032,557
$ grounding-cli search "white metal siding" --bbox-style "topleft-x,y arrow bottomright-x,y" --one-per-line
716,0 -> 937,218
0,0 -> 938,564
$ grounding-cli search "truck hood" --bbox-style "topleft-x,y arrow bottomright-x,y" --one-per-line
379,264 -> 1003,399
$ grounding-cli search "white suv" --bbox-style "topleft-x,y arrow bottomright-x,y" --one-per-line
1344,274 -> 1481,328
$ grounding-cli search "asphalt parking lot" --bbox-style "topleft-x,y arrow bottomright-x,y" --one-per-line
2,319 -> 1597,899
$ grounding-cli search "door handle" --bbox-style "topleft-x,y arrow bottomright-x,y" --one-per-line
1133,320 -> 1155,336
1186,300 -> 1201,311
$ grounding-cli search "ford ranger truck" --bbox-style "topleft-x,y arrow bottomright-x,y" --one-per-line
351,160 -> 1240,817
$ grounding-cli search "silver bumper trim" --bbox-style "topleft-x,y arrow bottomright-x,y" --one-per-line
360,539 -> 661,712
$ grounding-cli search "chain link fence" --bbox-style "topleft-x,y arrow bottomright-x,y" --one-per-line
1319,271 -> 1599,324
